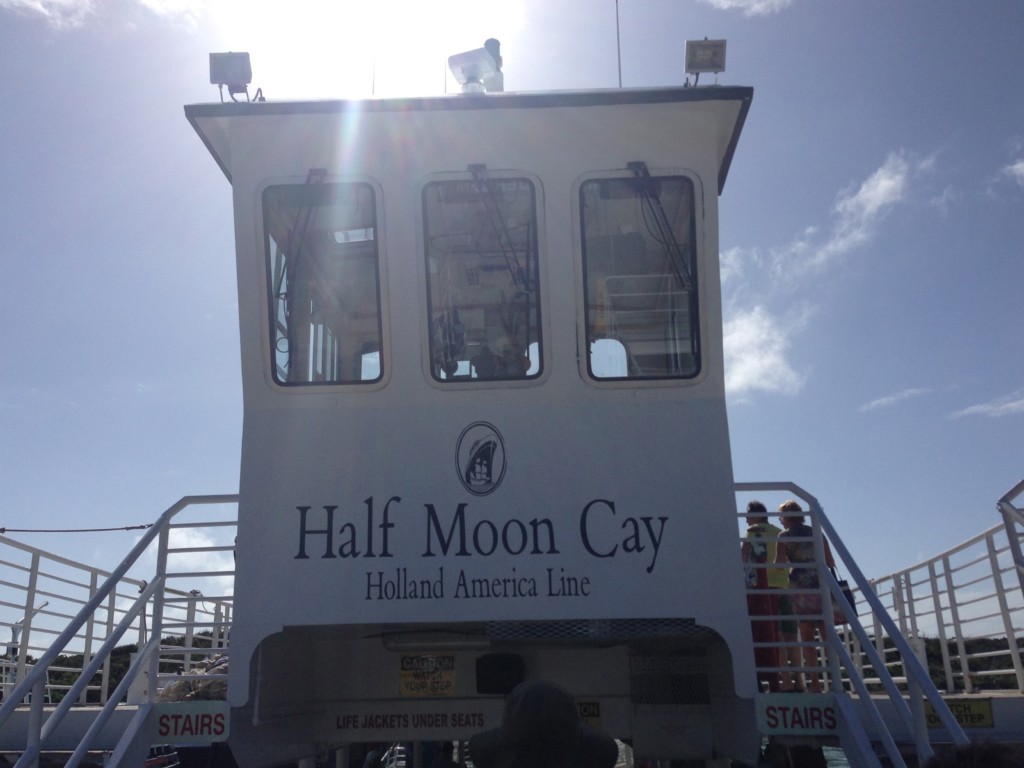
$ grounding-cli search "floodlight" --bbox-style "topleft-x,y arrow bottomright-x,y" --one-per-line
210,52 -> 252,101
685,39 -> 727,75
448,39 -> 504,94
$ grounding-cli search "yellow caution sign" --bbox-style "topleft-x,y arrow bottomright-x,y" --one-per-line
925,699 -> 994,729
577,701 -> 601,729
399,654 -> 456,697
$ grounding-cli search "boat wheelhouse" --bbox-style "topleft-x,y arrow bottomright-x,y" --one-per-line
185,82 -> 756,765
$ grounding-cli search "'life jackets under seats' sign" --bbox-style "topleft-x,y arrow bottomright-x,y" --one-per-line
153,701 -> 230,743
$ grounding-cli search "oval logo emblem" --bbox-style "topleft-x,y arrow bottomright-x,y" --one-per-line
456,422 -> 506,496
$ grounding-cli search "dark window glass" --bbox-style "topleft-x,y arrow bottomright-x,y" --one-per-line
265,182 -> 382,385
423,177 -> 542,382
580,176 -> 699,380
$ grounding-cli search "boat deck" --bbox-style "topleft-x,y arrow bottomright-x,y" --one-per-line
1,480 -> 1022,768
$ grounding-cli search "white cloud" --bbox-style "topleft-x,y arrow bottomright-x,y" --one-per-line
0,0 -> 96,27
839,154 -> 910,221
139,0 -> 202,14
719,245 -> 762,286
859,387 -> 931,413
1004,160 -> 1024,187
723,305 -> 806,397
951,389 -> 1024,419
768,154 -> 911,278
720,152 -> 916,400
138,0 -> 206,25
699,0 -> 795,15
0,0 -> 205,27
814,153 -> 910,268
928,185 -> 957,215
130,523 -> 236,600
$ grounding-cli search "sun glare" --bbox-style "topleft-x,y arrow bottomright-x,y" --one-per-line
208,0 -> 526,100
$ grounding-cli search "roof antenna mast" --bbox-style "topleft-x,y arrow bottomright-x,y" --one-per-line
615,0 -> 623,88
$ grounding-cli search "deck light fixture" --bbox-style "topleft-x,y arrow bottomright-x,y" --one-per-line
685,39 -> 727,75
210,52 -> 252,102
448,39 -> 504,93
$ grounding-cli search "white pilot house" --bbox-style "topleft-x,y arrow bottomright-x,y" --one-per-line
186,47 -> 755,766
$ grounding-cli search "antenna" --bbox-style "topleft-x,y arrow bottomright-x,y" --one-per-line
615,0 -> 623,88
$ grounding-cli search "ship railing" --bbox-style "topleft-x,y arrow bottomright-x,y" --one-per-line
0,495 -> 237,768
853,481 -> 1024,695
997,479 -> 1024,605
736,481 -> 969,768
0,536 -> 142,707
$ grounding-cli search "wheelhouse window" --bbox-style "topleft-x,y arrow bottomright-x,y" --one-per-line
423,175 -> 542,382
264,181 -> 383,385
580,174 -> 699,380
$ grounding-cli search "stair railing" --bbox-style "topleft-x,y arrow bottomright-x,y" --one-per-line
736,482 -> 969,767
0,494 -> 238,768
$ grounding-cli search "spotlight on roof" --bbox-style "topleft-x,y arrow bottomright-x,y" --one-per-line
684,39 -> 727,76
448,39 -> 504,94
210,52 -> 252,102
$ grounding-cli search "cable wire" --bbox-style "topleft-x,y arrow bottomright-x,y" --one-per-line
0,524 -> 153,534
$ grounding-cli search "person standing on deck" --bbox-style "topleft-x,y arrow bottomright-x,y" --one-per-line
742,501 -> 797,692
775,499 -> 836,693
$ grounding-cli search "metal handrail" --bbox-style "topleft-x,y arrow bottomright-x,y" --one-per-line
736,481 -> 969,766
818,497 -> 964,737
866,509 -> 1024,693
998,479 -> 1024,597
39,578 -> 163,744
0,494 -> 237,766
3,483 -> 1017,764
1,539 -> 148,706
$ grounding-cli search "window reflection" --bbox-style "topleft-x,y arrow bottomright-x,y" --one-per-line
423,177 -> 542,382
580,176 -> 699,380
264,182 -> 383,385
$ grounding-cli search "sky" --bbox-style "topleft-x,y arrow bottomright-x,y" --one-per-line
0,0 -> 1022,584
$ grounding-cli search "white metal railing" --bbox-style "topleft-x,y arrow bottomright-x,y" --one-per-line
998,479 -> 1024,602
854,481 -> 1024,695
736,481 -> 969,768
3,482 -> 1017,765
0,495 -> 237,768
0,537 -> 145,707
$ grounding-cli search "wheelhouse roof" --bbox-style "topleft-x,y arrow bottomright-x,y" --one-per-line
185,85 -> 753,194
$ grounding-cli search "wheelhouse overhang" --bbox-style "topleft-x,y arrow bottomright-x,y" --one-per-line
185,85 -> 753,195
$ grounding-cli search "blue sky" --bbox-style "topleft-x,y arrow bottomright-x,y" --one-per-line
0,0 -> 1021,581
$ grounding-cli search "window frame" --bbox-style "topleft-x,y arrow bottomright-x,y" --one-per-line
420,170 -> 548,388
574,168 -> 707,387
260,175 -> 390,391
